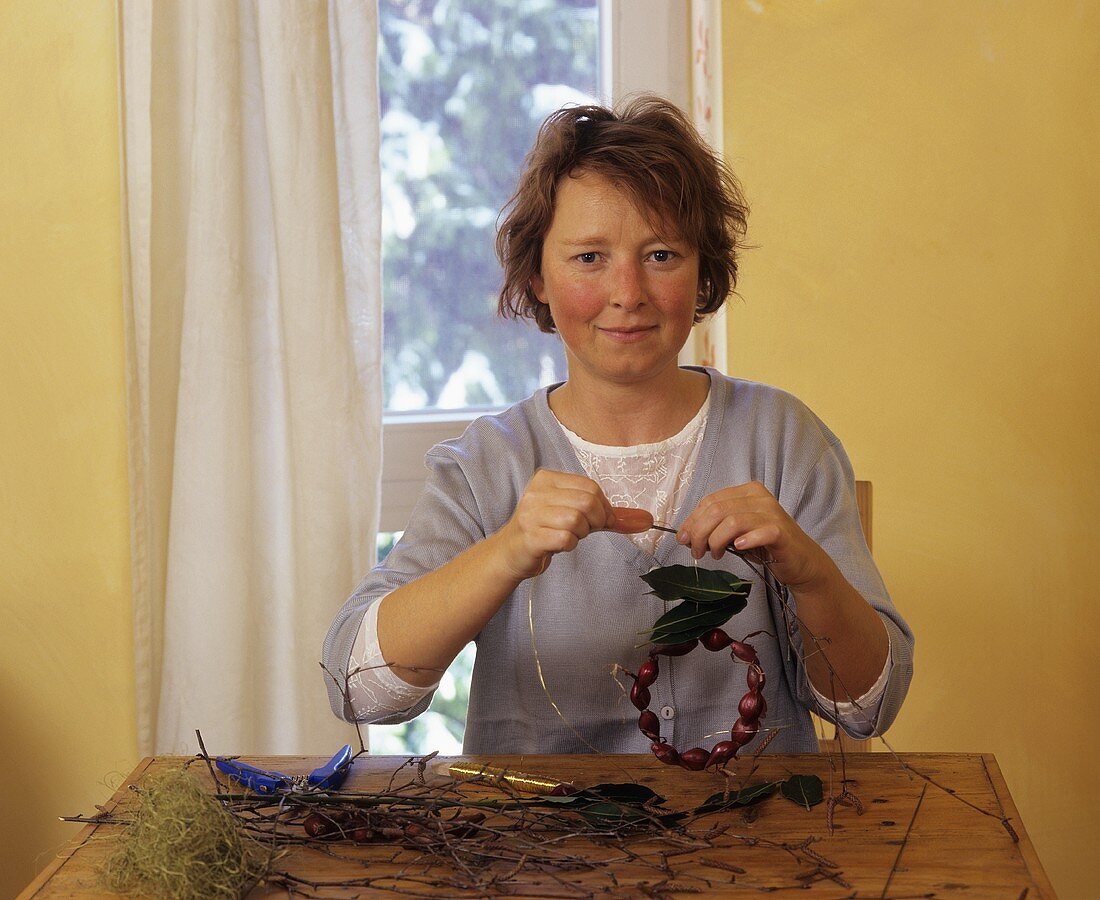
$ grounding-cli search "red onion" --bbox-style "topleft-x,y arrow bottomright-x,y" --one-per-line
636,657 -> 659,688
653,639 -> 698,657
679,747 -> 710,771
638,710 -> 661,741
629,681 -> 651,711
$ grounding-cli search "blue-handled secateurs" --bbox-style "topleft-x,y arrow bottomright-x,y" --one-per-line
215,744 -> 354,795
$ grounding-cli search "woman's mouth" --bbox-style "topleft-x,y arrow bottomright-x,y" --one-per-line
599,326 -> 656,343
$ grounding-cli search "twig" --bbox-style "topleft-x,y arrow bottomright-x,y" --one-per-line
882,782 -> 926,899
194,728 -> 224,791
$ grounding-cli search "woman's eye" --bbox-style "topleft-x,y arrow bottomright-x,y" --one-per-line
577,252 -> 599,264
651,249 -> 676,263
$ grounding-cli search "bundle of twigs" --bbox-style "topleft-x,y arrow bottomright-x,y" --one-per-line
76,743 -> 842,899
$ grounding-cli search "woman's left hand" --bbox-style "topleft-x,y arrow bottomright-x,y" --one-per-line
677,481 -> 835,592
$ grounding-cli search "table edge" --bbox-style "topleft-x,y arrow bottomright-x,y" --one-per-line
980,753 -> 1058,899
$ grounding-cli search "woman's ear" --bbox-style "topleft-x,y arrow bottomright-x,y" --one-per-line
530,273 -> 547,303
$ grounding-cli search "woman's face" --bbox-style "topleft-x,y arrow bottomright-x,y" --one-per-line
531,171 -> 700,390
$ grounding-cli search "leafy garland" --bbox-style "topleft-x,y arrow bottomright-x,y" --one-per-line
625,564 -> 770,770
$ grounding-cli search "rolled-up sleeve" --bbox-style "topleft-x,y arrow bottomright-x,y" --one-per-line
321,445 -> 489,723
776,423 -> 914,738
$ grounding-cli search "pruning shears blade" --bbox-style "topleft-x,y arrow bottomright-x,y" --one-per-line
215,744 -> 353,794
215,758 -> 292,795
308,744 -> 354,790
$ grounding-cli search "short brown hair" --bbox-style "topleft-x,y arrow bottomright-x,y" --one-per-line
496,95 -> 749,333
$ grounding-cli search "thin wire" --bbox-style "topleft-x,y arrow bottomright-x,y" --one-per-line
526,572 -> 637,781
445,761 -> 564,795
649,523 -> 774,565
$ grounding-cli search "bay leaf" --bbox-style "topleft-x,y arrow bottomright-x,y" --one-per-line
582,783 -> 666,806
641,565 -> 752,604
568,800 -> 650,824
780,774 -> 824,810
540,782 -> 665,808
645,599 -> 742,644
696,781 -> 777,814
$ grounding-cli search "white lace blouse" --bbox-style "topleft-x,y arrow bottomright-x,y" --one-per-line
347,388 -> 889,736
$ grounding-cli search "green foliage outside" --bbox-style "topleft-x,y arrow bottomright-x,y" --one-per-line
379,0 -> 598,411
368,644 -> 476,756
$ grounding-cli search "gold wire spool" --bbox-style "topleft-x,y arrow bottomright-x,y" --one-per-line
444,761 -> 569,795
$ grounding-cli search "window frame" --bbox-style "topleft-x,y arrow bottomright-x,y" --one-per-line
379,0 -> 693,534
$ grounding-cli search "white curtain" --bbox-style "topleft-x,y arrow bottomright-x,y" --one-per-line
118,0 -> 382,755
689,0 -> 727,372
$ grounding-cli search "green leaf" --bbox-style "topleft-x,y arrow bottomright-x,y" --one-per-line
696,781 -> 777,814
582,783 -> 666,806
537,782 -> 677,828
645,599 -> 744,644
780,774 -> 824,810
539,794 -> 582,806
568,801 -> 648,824
566,802 -> 685,828
540,783 -> 665,808
641,565 -> 753,604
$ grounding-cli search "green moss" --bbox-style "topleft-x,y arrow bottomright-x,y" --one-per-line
101,768 -> 267,899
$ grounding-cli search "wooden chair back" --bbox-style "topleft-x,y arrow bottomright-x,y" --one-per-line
815,480 -> 874,754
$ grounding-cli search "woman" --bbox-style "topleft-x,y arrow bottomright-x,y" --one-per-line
323,96 -> 913,756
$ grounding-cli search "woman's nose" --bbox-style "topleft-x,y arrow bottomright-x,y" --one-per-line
610,261 -> 645,309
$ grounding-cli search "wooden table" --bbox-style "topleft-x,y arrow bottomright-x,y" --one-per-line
21,752 -> 1054,898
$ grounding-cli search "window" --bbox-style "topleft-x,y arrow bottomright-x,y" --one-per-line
373,0 -> 691,753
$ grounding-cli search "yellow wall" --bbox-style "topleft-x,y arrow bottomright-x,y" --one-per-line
723,2 -> 1099,896
0,1 -> 136,894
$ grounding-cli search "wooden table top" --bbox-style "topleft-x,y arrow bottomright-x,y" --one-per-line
22,752 -> 1053,898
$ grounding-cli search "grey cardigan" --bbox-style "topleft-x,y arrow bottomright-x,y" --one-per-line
323,369 -> 914,755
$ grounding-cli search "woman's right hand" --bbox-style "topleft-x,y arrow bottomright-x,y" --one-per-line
496,469 -> 653,580
374,471 -> 652,689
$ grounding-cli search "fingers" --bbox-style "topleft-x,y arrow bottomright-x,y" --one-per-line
677,482 -> 784,560
524,472 -> 654,534
505,470 -> 623,577
536,504 -> 600,546
675,482 -> 832,590
685,514 -> 780,560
